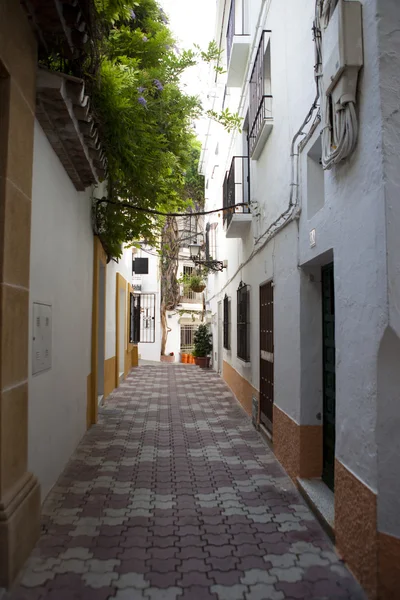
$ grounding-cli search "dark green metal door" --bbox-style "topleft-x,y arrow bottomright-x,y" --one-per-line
322,263 -> 336,491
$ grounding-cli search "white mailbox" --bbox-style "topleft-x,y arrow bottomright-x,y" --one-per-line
32,303 -> 52,375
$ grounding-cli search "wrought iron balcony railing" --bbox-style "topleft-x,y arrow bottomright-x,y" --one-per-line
223,156 -> 250,229
226,0 -> 249,66
249,95 -> 273,156
249,30 -> 273,157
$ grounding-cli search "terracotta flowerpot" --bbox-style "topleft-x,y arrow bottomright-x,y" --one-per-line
195,356 -> 208,368
189,355 -> 195,364
161,355 -> 175,363
181,353 -> 188,363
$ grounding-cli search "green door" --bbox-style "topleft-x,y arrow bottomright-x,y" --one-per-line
322,263 -> 336,491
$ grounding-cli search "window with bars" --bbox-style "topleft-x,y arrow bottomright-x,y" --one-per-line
129,293 -> 156,343
180,324 -> 198,353
209,222 -> 218,260
181,266 -> 203,302
249,30 -> 273,157
223,294 -> 231,350
179,214 -> 199,248
237,281 -> 250,361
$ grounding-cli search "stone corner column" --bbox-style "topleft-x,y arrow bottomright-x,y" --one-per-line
0,0 -> 41,587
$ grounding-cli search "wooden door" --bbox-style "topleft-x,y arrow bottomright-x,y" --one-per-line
322,263 -> 336,491
260,282 -> 274,431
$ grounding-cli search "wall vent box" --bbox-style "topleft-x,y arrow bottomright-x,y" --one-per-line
322,0 -> 363,97
32,303 -> 52,375
133,257 -> 149,274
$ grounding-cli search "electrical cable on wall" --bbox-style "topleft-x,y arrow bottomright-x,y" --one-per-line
316,0 -> 363,169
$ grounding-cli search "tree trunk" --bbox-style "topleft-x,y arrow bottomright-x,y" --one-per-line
160,302 -> 169,355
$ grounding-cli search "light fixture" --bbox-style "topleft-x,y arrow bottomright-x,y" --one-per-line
189,243 -> 202,259
189,242 -> 226,273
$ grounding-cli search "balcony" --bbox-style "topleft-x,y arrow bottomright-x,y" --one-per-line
223,156 -> 251,239
249,31 -> 274,159
249,95 -> 273,159
180,286 -> 203,304
226,0 -> 250,88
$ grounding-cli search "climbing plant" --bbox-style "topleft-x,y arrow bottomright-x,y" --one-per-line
158,136 -> 206,355
39,0 -> 241,260
89,0 -> 241,259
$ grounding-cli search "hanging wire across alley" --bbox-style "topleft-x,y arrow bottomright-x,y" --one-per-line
95,197 -> 250,218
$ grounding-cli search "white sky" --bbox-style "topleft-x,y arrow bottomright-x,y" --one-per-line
160,0 -> 217,137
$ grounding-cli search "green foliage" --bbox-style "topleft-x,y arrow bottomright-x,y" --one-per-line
182,139 -> 205,208
90,0 -> 206,258
188,275 -> 206,291
178,272 -> 206,291
193,324 -> 213,357
207,108 -> 243,133
42,0 -> 241,259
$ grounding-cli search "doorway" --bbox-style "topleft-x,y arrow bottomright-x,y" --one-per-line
118,286 -> 126,381
260,282 -> 274,432
97,262 -> 106,405
90,238 -> 107,425
217,301 -> 223,374
321,263 -> 336,490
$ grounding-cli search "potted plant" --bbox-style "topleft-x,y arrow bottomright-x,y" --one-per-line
193,324 -> 212,368
161,352 -> 175,363
189,274 -> 206,293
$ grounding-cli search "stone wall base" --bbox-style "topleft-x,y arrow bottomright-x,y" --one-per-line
222,361 -> 258,416
273,405 -> 322,479
0,473 -> 40,587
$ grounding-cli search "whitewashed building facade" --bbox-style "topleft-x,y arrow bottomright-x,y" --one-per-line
200,0 -> 400,597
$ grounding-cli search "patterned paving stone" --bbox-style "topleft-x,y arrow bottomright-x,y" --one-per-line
5,365 -> 366,600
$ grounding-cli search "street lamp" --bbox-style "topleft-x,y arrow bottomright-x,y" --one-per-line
189,242 -> 226,273
189,243 -> 202,260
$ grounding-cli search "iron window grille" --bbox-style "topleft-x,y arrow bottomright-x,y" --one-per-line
249,30 -> 273,157
223,294 -> 231,350
226,0 -> 249,66
209,222 -> 218,260
181,265 -> 203,302
180,324 -> 198,354
237,281 -> 250,361
179,213 -> 200,248
223,156 -> 250,229
129,293 -> 156,343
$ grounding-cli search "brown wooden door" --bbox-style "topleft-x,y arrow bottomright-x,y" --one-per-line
260,282 -> 274,431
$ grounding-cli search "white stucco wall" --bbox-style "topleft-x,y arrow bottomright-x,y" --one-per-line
203,0 -> 395,500
29,121 -> 94,500
375,0 -> 400,538
298,0 -> 387,493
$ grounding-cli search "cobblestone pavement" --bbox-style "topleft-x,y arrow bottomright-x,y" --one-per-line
7,365 -> 365,600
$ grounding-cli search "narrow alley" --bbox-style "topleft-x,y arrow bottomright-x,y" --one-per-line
7,365 -> 364,600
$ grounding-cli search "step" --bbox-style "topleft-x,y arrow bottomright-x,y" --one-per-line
297,477 -> 335,540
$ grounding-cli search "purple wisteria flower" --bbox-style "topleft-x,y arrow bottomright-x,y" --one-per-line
138,96 -> 147,106
142,36 -> 148,42
137,86 -> 145,93
160,9 -> 168,24
130,9 -> 136,19
153,79 -> 163,91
